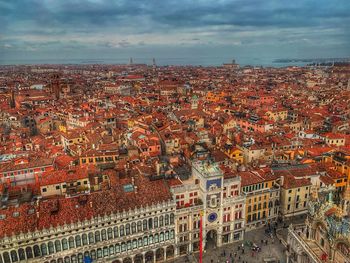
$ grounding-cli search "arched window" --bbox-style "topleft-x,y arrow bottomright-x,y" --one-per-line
82,234 -> 88,245
18,248 -> 26,260
64,257 -> 70,263
132,239 -> 137,249
143,236 -> 148,246
143,219 -> 148,231
120,225 -> 125,236
159,215 -> 164,227
160,232 -> 164,242
40,244 -> 47,257
149,235 -> 153,244
137,237 -> 143,247
10,250 -> 18,262
154,233 -> 159,243
103,247 -> 108,257
48,241 -> 55,254
165,214 -> 169,225
107,228 -> 113,239
148,218 -> 153,229
113,226 -> 119,238
154,217 -> 158,228
71,255 -> 77,263
131,222 -> 136,233
90,250 -> 96,260
127,241 -> 132,250
26,247 -> 33,259
101,229 -> 107,241
95,231 -> 101,242
76,235 -> 82,247
109,245 -> 114,255
97,248 -> 102,259
3,252 -> 10,263
121,242 -> 126,252
170,213 -> 175,224
62,239 -> 68,250
33,245 -> 41,257
125,224 -> 130,235
165,231 -> 170,240
69,237 -> 75,249
88,232 -> 94,244
55,240 -> 62,252
137,221 -> 142,232
115,244 -> 120,253
170,230 -> 175,239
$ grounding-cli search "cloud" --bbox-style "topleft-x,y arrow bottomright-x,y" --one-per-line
0,0 -> 349,60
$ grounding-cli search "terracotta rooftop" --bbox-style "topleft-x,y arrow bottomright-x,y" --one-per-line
0,175 -> 172,238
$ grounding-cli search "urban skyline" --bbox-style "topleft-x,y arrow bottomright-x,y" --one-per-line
0,1 -> 350,263
1,0 -> 350,64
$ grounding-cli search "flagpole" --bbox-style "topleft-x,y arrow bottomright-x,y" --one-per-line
200,210 -> 203,263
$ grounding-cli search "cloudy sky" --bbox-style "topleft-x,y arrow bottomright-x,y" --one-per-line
0,0 -> 349,65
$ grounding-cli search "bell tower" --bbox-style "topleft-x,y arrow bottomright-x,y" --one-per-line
51,73 -> 61,100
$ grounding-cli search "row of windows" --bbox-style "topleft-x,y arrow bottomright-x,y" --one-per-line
247,200 -> 279,213
0,231 -> 175,263
42,181 -> 88,192
247,211 -> 266,223
3,168 -> 43,177
287,201 -> 307,210
288,187 -> 308,193
243,183 -> 268,193
81,156 -> 117,164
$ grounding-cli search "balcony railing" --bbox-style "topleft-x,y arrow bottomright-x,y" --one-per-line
288,225 -> 323,263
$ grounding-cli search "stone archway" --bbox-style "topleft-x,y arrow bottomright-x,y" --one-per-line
179,245 -> 188,255
134,254 -> 143,263
205,229 -> 217,249
123,257 -> 132,263
145,251 -> 154,263
166,245 -> 175,259
156,248 -> 164,262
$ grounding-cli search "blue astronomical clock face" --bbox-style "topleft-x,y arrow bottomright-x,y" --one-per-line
208,212 -> 218,222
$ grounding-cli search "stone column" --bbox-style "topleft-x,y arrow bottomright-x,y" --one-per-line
174,246 -> 179,257
163,247 -> 166,262
217,232 -> 222,247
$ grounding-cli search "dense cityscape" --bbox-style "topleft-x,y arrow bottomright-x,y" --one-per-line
0,60 -> 349,263
1,0 -> 350,262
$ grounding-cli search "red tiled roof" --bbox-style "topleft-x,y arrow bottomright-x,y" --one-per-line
282,175 -> 311,189
0,175 -> 172,238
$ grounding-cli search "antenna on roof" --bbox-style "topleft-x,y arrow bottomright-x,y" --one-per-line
129,57 -> 133,65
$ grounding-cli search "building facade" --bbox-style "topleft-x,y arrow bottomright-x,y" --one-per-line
171,160 -> 246,254
0,161 -> 247,263
286,190 -> 350,263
